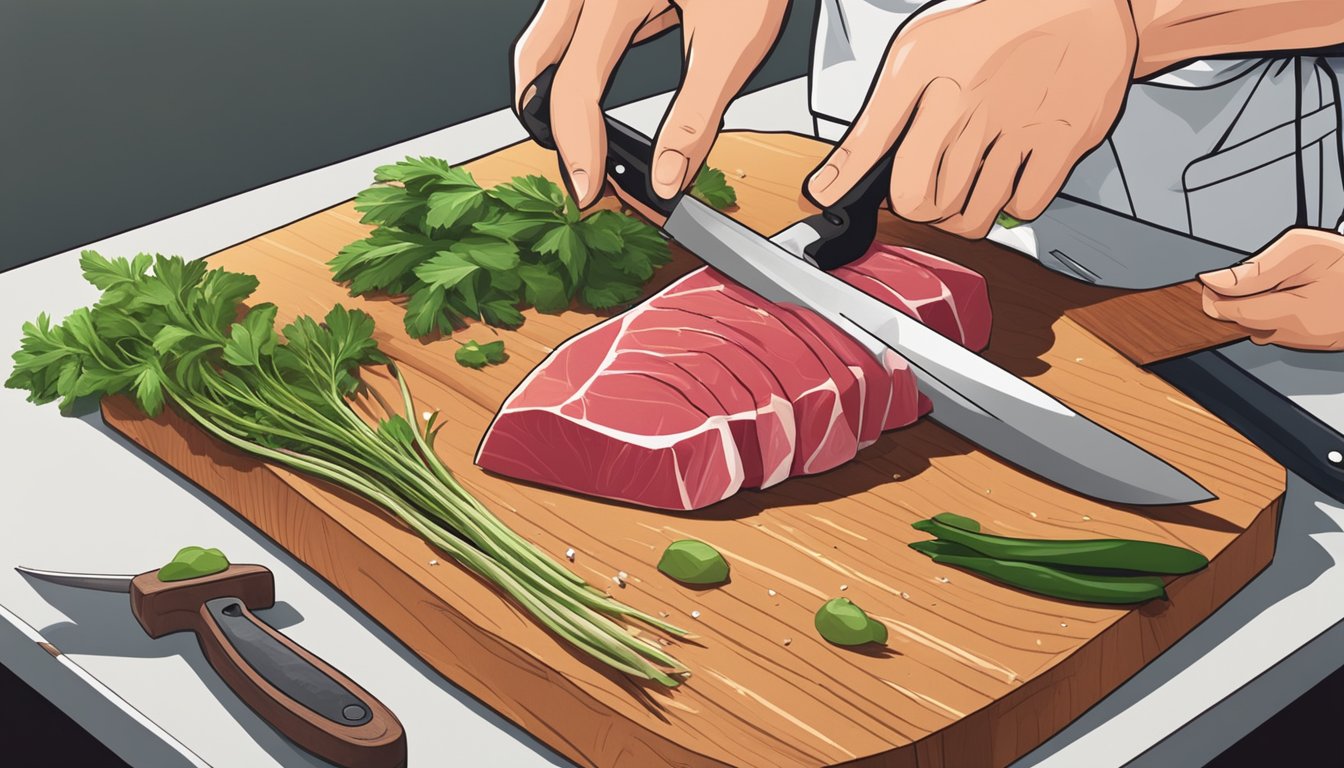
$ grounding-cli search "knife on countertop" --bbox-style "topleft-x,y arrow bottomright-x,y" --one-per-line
16,560 -> 407,768
517,65 -> 1213,507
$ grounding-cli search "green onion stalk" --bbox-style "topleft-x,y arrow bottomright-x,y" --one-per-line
6,253 -> 687,685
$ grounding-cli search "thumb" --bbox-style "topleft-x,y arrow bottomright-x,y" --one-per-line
1198,229 -> 1325,296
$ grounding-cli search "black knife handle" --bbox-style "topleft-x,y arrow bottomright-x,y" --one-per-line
1151,348 -> 1344,502
520,64 -> 678,219
799,150 -> 895,270
195,596 -> 406,768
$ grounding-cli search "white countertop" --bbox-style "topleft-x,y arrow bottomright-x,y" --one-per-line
3,78 -> 1343,768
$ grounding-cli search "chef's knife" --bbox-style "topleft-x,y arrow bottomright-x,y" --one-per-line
519,66 -> 1213,506
16,562 -> 407,768
773,122 -> 1344,501
972,187 -> 1344,500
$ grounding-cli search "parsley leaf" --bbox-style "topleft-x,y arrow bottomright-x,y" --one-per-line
516,263 -> 569,313
450,236 -> 519,271
331,156 -> 671,340
533,223 -> 587,283
354,185 -> 425,227
455,339 -> 508,368
80,250 -> 153,290
425,186 -> 487,230
414,252 -> 479,290
481,300 -> 525,328
690,165 -> 737,210
221,303 -> 279,368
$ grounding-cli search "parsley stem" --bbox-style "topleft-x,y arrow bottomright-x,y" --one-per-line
8,254 -> 690,684
171,391 -> 681,681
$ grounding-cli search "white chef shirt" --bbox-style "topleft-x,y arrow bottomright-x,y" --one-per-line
810,0 -> 1344,277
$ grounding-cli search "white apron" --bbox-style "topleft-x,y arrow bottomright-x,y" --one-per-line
811,0 -> 1344,283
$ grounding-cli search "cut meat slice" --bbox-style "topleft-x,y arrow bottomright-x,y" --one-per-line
477,242 -> 992,510
775,303 -> 921,447
620,325 -> 796,488
476,309 -> 744,510
653,273 -> 862,477
891,246 -> 993,351
834,243 -> 991,350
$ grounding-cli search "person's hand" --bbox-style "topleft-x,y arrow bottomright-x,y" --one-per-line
807,0 -> 1138,238
512,0 -> 789,207
1199,228 -> 1344,351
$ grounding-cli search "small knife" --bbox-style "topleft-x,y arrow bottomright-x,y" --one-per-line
519,66 -> 1213,506
17,562 -> 406,768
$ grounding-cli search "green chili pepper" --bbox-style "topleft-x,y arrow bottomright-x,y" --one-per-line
911,518 -> 1207,575
909,540 -> 1167,604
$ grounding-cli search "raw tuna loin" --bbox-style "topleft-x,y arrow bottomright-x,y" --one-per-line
475,243 -> 991,510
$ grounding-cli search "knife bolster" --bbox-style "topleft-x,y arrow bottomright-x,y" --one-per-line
131,564 -> 274,638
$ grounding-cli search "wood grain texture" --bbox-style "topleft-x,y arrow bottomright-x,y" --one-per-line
1067,281 -> 1249,365
101,131 -> 1284,768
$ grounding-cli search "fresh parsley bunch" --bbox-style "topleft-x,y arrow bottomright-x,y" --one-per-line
7,252 -> 688,685
329,157 -> 674,339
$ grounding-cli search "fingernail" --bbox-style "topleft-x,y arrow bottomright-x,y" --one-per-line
653,149 -> 688,195
809,163 -> 840,195
569,169 -> 590,203
519,83 -> 537,112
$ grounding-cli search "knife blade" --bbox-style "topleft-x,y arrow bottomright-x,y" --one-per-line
675,200 -> 1212,505
990,193 -> 1253,289
15,566 -> 137,592
518,66 -> 1213,506
991,193 -> 1344,499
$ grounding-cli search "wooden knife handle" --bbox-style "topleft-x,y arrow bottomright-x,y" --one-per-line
191,596 -> 406,768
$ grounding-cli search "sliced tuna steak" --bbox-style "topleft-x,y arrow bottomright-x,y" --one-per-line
476,243 -> 991,510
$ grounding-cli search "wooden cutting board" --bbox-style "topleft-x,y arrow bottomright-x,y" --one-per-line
102,131 -> 1284,768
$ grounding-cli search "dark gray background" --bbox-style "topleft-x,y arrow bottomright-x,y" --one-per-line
1,0 -> 816,273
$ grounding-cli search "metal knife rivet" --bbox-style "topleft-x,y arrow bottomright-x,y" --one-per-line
614,164 -> 626,175
342,704 -> 368,721
1328,450 -> 1343,465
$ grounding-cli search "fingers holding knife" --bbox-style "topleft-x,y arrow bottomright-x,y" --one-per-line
513,0 -> 669,207
512,0 -> 789,208
649,0 -> 789,200
807,0 -> 1137,240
